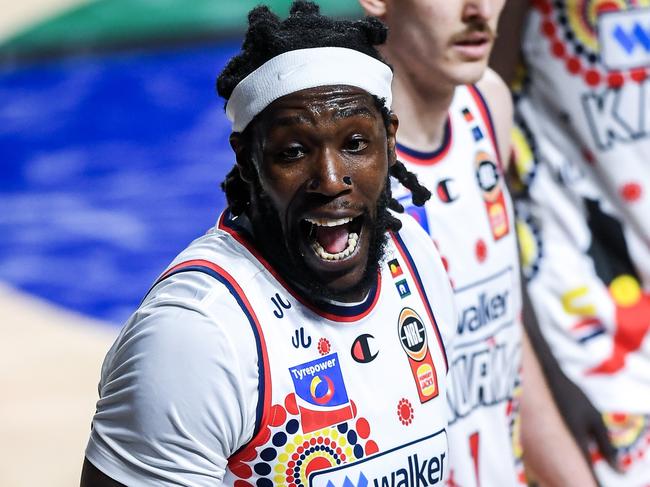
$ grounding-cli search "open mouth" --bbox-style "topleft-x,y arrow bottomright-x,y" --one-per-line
301,215 -> 363,261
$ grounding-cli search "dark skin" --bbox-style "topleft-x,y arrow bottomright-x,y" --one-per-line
80,85 -> 398,485
232,85 -> 398,301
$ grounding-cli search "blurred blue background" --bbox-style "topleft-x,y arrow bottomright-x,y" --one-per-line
0,0 -> 362,324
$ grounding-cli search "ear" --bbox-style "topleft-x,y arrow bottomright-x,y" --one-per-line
229,132 -> 255,183
386,112 -> 399,168
358,0 -> 388,18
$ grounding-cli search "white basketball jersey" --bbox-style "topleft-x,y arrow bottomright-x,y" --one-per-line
513,3 -> 650,481
392,85 -> 524,487
86,210 -> 456,487
214,212 -> 453,487
515,1 -> 650,412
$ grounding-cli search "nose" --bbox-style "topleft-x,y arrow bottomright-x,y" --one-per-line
462,0 -> 494,22
306,147 -> 351,196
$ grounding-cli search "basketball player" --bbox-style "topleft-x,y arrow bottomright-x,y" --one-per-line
80,3 -> 457,485
359,0 -> 595,485
495,1 -> 650,485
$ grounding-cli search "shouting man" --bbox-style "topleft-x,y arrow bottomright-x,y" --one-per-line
81,3 -> 456,486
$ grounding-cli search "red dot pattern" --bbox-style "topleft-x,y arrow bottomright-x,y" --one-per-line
536,0 -> 649,87
621,182 -> 643,203
476,239 -> 488,263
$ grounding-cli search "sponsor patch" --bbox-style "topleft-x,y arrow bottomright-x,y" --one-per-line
475,151 -> 510,240
396,279 -> 412,299
454,266 -> 514,341
600,8 -> 650,71
289,353 -> 354,433
398,308 -> 439,403
436,178 -> 458,203
351,334 -> 379,364
310,430 -> 448,487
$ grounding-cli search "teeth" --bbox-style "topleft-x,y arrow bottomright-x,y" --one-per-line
311,232 -> 359,261
305,216 -> 354,227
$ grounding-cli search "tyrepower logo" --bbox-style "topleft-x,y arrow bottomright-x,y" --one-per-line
310,430 -> 447,487
289,353 -> 354,433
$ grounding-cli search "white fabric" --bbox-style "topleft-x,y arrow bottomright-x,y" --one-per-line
225,47 -> 393,131
392,85 -> 524,487
85,210 -> 456,486
515,3 -> 650,483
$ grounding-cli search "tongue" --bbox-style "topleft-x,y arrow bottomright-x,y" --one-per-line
316,226 -> 350,254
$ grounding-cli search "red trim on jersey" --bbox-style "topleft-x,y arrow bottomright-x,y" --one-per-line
156,259 -> 273,465
217,212 -> 382,323
391,232 -> 449,372
395,118 -> 453,166
467,84 -> 503,170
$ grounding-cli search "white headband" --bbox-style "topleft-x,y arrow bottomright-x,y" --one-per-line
225,47 -> 393,132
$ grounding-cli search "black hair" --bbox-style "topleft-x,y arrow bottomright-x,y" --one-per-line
218,1 -> 431,230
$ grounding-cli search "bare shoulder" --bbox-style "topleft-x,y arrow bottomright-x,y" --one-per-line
476,68 -> 513,167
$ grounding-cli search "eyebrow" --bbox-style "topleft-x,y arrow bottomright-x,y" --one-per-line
333,106 -> 376,121
272,114 -> 312,127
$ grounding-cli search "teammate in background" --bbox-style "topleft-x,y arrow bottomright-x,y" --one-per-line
359,0 -> 596,485
494,1 -> 650,485
80,3 -> 457,485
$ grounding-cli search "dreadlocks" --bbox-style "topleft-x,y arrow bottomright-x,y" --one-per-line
217,1 -> 431,230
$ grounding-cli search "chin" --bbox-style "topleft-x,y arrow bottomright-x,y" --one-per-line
447,59 -> 489,87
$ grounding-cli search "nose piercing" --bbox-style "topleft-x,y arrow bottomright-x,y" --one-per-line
343,176 -> 352,185
308,179 -> 319,190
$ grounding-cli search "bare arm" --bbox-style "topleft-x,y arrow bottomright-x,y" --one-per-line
519,327 -> 598,486
80,458 -> 125,487
520,281 -> 618,472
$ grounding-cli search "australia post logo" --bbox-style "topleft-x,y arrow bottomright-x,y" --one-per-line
289,353 -> 354,433
455,267 -> 514,339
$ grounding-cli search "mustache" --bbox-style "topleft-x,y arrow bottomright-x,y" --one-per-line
449,22 -> 496,44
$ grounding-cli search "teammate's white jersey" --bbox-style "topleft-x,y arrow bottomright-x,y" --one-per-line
392,85 -> 523,487
514,1 -> 650,483
85,210 -> 456,487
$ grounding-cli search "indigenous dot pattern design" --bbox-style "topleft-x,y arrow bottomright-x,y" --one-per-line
397,398 -> 415,426
475,239 -> 488,264
598,413 -> 650,470
231,393 -> 378,487
317,338 -> 331,356
514,208 -> 544,281
535,0 -> 650,86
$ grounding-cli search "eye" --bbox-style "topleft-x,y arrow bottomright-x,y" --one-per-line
279,144 -> 306,161
345,135 -> 369,153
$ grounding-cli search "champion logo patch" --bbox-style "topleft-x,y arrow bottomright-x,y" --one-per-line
436,178 -> 458,203
351,333 -> 379,363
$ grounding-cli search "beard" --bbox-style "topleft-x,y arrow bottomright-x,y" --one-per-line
248,179 -> 392,303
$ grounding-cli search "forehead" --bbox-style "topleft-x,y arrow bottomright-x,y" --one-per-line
258,85 -> 383,125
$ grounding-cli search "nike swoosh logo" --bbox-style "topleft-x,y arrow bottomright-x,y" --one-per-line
277,65 -> 306,80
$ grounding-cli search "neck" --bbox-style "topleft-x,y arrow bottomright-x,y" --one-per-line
383,47 -> 455,152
